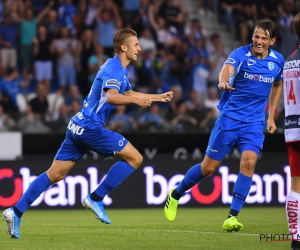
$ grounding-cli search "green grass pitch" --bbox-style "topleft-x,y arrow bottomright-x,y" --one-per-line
0,207 -> 290,250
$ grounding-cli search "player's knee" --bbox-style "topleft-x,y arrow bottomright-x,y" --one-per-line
201,164 -> 217,176
240,158 -> 256,175
46,170 -> 67,183
128,153 -> 143,169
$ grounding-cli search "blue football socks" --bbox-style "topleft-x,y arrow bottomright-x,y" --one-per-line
14,172 -> 52,217
91,160 -> 135,201
229,173 -> 252,217
172,163 -> 204,200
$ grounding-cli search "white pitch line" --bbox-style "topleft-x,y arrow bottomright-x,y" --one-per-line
46,227 -> 260,237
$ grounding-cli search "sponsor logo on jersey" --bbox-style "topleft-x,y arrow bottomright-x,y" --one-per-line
67,120 -> 84,135
268,62 -> 274,70
106,79 -> 121,87
225,58 -> 235,64
244,72 -> 274,83
284,60 -> 300,69
247,58 -> 256,66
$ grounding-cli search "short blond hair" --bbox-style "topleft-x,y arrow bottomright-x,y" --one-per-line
113,29 -> 137,53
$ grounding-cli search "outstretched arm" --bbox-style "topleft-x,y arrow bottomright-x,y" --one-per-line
124,89 -> 173,103
218,64 -> 235,90
106,88 -> 151,107
267,80 -> 283,134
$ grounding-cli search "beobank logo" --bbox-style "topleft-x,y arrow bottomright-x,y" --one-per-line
144,166 -> 290,205
244,72 -> 274,83
0,165 -> 291,207
0,167 -> 112,207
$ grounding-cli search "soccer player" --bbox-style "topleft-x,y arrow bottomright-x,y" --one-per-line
284,13 -> 300,250
2,28 -> 173,239
164,19 -> 284,232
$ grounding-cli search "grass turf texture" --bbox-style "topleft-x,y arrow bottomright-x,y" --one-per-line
0,207 -> 289,250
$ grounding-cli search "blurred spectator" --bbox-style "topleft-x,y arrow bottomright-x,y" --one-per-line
166,85 -> 184,119
219,0 -> 240,31
122,0 -> 139,28
139,27 -> 157,51
16,1 -> 54,72
203,87 -> 220,119
235,0 -> 257,45
77,29 -> 95,96
48,103 -> 70,132
96,0 -> 122,56
138,103 -> 168,132
85,0 -> 99,30
137,49 -> 156,92
69,99 -> 82,117
17,108 -> 50,133
47,89 -> 65,122
0,13 -> 18,68
158,0 -> 185,34
64,85 -> 84,108
191,56 -> 210,103
207,34 -> 228,98
0,67 -> 29,113
58,0 -> 78,35
33,25 -> 54,90
41,10 -> 60,40
28,83 -> 49,119
108,105 -> 137,133
257,0 -> 279,21
132,0 -> 155,35
171,101 -> 198,132
199,0 -> 213,16
74,0 -> 87,37
87,44 -> 109,92
185,89 -> 204,113
185,39 -> 208,68
0,104 -> 15,131
185,19 -> 207,45
53,26 -> 79,91
278,0 -> 295,29
278,22 -> 299,59
151,17 -> 177,50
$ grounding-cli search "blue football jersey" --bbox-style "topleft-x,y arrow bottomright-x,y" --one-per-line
218,44 -> 284,122
72,54 -> 131,128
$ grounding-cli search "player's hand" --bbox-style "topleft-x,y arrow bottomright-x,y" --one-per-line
136,97 -> 152,107
218,82 -> 235,90
160,91 -> 173,102
266,119 -> 277,134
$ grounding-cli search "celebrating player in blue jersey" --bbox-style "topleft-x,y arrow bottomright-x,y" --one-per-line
164,19 -> 284,232
2,28 -> 173,239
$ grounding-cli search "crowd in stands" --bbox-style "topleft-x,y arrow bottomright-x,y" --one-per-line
0,0 -> 296,134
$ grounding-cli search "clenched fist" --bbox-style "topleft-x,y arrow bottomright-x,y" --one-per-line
160,91 -> 173,102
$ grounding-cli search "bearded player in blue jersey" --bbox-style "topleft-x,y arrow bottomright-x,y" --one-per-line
2,28 -> 173,239
164,19 -> 284,232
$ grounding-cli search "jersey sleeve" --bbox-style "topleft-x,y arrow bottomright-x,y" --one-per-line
102,67 -> 122,91
224,48 -> 242,69
275,59 -> 284,82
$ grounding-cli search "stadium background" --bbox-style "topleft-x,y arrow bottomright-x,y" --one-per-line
0,0 -> 295,209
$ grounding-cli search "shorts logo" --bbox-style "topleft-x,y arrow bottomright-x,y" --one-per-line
68,121 -> 84,135
118,137 -> 125,146
207,146 -> 218,153
268,62 -> 274,70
